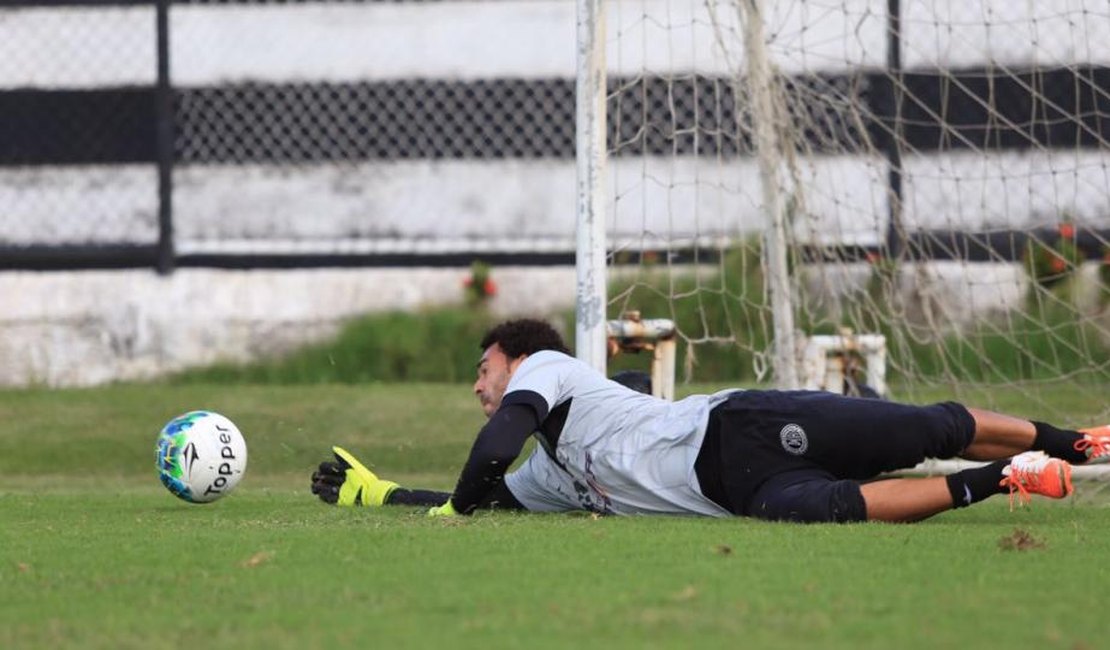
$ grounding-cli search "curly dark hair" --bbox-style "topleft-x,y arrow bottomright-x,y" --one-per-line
479,318 -> 570,358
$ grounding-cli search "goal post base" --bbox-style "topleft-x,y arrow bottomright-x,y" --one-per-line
606,311 -> 676,401
888,458 -> 1110,483
801,332 -> 888,399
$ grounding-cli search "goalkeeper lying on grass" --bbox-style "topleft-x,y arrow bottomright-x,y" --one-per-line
311,318 -> 1110,523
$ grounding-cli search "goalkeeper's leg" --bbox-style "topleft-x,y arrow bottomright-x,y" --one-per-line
743,471 -> 985,523
732,391 -> 1095,474
741,468 -> 980,523
962,409 -> 1109,465
749,458 -> 1072,523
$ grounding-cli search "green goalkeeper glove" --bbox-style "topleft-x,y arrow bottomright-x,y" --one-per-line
427,500 -> 458,517
310,446 -> 399,507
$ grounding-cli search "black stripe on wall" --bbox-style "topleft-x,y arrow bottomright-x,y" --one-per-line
173,74 -> 868,161
897,67 -> 1110,151
0,88 -> 156,164
5,228 -> 1109,270
2,1 -> 461,6
2,1 -> 152,6
3,67 -> 1108,165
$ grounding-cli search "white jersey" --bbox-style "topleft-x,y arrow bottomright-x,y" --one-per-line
501,350 -> 733,516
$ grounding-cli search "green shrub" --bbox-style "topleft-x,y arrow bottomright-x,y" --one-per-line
897,309 -> 1105,382
1101,245 -> 1110,307
171,308 -> 496,384
1023,231 -> 1083,288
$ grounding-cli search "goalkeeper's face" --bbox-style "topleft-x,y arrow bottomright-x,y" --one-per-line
473,343 -> 526,418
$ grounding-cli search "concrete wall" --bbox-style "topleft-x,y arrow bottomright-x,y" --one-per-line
0,267 -> 576,386
8,261 -> 1105,387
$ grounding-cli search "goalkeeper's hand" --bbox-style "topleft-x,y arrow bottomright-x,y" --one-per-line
427,500 -> 458,517
310,446 -> 399,507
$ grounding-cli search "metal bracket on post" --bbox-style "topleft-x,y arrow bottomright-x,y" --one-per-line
800,331 -> 888,398
607,312 -> 677,401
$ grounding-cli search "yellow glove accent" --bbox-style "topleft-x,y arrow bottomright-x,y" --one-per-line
333,446 -> 399,507
427,500 -> 458,517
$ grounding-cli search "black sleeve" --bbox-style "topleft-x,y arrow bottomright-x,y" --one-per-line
477,481 -> 526,510
448,403 -> 538,514
385,483 -> 524,510
385,488 -> 451,507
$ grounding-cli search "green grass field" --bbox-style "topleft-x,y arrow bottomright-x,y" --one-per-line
2,383 -> 1109,649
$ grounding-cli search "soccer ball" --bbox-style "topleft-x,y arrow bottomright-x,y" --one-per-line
155,411 -> 248,503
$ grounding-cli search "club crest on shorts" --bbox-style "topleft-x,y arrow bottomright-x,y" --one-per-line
779,424 -> 808,455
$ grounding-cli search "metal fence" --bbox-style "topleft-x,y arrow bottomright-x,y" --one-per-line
2,0 -> 1108,271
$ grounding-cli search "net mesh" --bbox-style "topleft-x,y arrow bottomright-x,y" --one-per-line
604,0 -> 1110,478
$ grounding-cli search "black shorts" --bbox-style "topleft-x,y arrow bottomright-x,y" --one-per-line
694,390 -> 976,522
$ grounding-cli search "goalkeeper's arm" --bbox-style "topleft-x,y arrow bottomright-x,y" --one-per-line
388,482 -> 523,510
311,446 -> 525,510
439,403 -> 536,515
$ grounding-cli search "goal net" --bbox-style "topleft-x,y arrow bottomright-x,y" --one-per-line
590,0 -> 1110,482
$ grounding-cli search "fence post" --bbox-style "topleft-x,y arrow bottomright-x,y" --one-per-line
883,0 -> 905,261
155,0 -> 175,274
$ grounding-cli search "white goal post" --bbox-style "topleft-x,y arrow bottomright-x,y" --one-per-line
574,0 -> 609,374
574,1 -> 1110,490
